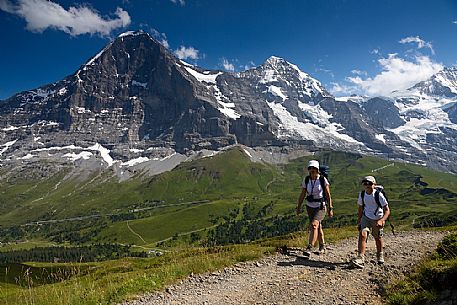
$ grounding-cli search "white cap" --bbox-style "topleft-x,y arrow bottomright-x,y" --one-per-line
362,176 -> 376,184
307,160 -> 320,169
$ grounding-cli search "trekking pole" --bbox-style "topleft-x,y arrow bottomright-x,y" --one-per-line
389,221 -> 396,236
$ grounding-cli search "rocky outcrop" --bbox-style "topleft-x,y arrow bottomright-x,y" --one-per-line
362,97 -> 404,129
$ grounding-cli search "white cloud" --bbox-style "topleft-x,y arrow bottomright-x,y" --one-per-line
221,58 -> 235,71
159,39 -> 169,49
0,0 -> 130,36
351,69 -> 367,76
316,67 -> 334,78
174,46 -> 199,60
347,54 -> 443,96
150,28 -> 169,48
453,20 -> 457,24
170,0 -> 185,5
138,24 -> 169,48
371,48 -> 380,55
329,82 -> 359,96
243,61 -> 256,70
329,72 -> 367,96
0,0 -> 14,12
399,36 -> 435,54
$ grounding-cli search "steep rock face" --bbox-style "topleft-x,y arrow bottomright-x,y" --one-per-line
0,32 -> 241,153
426,127 -> 457,152
71,32 -> 231,147
362,97 -> 405,129
444,102 -> 457,124
319,98 -> 396,152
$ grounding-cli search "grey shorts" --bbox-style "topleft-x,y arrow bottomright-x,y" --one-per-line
359,214 -> 383,238
306,205 -> 327,222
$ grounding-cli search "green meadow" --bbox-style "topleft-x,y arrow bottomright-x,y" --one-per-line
1,147 -> 457,247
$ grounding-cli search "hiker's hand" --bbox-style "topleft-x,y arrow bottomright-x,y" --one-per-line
376,219 -> 385,227
296,206 -> 301,215
328,209 -> 333,218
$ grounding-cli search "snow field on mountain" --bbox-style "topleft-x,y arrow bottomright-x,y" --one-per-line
387,93 -> 457,150
266,101 -> 364,146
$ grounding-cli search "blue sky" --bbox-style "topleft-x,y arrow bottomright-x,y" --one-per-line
1,0 -> 457,99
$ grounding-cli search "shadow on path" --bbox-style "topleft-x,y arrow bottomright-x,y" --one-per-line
277,253 -> 352,270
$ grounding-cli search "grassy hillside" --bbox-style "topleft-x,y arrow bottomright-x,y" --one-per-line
387,231 -> 457,305
0,148 -> 277,226
0,147 -> 456,249
0,227 -> 357,305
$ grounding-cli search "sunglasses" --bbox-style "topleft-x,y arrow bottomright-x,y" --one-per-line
362,181 -> 373,186
308,167 -> 318,170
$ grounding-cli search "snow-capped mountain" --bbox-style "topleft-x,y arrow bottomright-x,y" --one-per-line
241,55 -> 331,101
408,67 -> 457,98
1,30 -> 457,175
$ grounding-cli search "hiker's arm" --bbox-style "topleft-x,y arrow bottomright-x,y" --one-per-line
297,188 -> 306,215
377,205 -> 390,226
357,205 -> 363,224
324,184 -> 333,217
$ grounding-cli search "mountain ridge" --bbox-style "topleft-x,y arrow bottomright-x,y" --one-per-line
1,30 -> 457,175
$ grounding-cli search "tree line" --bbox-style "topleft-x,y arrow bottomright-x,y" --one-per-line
0,244 -> 147,263
205,202 -> 306,246
204,202 -> 361,246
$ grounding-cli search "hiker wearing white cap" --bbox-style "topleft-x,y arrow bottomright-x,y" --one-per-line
352,175 -> 391,268
296,160 -> 333,257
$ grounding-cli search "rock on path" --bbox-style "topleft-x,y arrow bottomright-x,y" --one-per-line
122,230 -> 446,305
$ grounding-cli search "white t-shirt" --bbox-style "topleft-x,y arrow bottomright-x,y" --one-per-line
301,175 -> 329,208
358,190 -> 388,220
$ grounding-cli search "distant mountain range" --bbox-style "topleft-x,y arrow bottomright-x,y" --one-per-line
1,30 -> 457,175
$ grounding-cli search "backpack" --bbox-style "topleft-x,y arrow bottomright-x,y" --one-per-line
304,165 -> 330,202
319,165 -> 330,181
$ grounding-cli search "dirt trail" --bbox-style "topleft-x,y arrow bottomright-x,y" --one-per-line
122,230 -> 447,305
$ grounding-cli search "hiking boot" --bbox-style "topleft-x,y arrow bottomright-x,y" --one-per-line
377,252 -> 385,264
352,255 -> 365,269
318,244 -> 326,255
303,245 -> 313,257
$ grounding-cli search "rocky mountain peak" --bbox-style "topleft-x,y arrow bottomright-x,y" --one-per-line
79,29 -> 168,72
72,29 -> 177,103
117,30 -> 149,38
245,56 -> 332,100
260,55 -> 301,74
263,55 -> 288,66
408,67 -> 457,97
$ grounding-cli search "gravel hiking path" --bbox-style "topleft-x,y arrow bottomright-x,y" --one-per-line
122,230 -> 447,305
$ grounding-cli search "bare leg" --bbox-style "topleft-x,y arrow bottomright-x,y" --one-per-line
375,237 -> 384,253
318,223 -> 325,246
308,220 -> 320,247
358,230 -> 368,256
